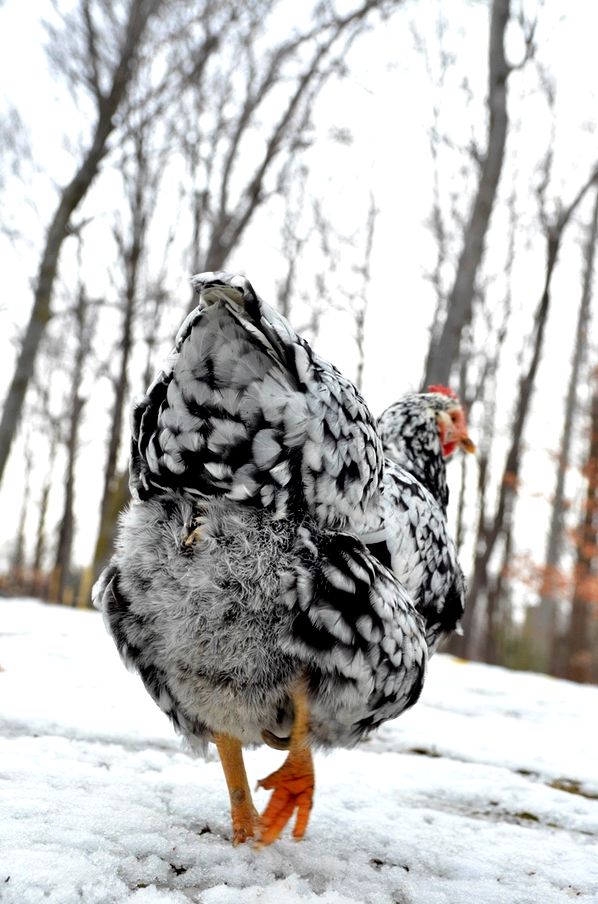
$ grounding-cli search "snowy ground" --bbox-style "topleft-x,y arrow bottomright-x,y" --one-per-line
1,598 -> 597,904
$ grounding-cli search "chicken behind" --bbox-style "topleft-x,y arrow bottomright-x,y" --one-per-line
95,495 -> 427,752
94,270 -> 470,846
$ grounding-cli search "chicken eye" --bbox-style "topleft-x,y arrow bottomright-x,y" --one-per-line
450,411 -> 459,422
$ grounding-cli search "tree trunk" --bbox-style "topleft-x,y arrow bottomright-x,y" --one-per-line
483,527 -> 514,664
354,195 -> 377,392
51,394 -> 85,603
423,0 -> 510,387
32,475 -> 52,597
565,370 -> 598,683
31,393 -> 60,597
539,187 -> 598,671
461,234 -> 559,657
459,168 -> 598,659
50,270 -> 97,603
32,484 -> 50,573
91,467 -> 130,589
10,447 -> 32,587
0,0 -> 161,486
91,131 -> 150,580
91,282 -> 136,580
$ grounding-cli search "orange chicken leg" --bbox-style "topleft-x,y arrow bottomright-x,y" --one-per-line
257,684 -> 314,845
214,733 -> 259,845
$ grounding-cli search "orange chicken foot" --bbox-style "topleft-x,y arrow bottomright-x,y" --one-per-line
256,683 -> 314,845
214,733 -> 259,845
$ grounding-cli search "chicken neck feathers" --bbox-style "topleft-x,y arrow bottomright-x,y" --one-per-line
377,393 -> 451,512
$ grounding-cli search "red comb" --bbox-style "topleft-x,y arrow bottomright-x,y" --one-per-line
427,384 -> 458,400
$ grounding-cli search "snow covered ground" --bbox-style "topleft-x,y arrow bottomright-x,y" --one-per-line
1,597 -> 597,904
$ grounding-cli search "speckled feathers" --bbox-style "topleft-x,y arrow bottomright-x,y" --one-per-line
130,272 -> 383,532
95,271 -> 465,754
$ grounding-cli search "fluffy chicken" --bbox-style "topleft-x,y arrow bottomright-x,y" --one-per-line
370,386 -> 475,652
94,271 -> 473,846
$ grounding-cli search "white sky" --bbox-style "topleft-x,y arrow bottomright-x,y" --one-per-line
1,0 -> 598,580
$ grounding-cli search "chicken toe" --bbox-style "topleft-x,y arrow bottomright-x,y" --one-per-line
256,745 -> 314,844
257,682 -> 314,845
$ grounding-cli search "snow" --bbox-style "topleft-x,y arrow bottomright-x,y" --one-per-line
1,598 -> 597,904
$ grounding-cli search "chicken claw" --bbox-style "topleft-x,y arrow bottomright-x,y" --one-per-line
256,745 -> 314,844
257,682 -> 314,845
230,794 -> 260,846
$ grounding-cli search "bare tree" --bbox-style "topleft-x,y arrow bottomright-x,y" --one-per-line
423,0 -> 535,387
0,0 -> 163,486
457,164 -> 598,659
91,121 -> 165,579
412,8 -> 460,381
564,367 -> 598,682
275,164 -> 312,321
31,440 -> 58,597
352,195 -> 378,392
13,339 -> 65,597
175,0 -> 400,306
537,186 -> 598,670
10,442 -> 33,588
0,106 -> 32,242
50,275 -> 98,603
444,200 -> 514,657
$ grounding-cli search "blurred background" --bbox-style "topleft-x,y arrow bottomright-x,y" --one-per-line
0,0 -> 597,683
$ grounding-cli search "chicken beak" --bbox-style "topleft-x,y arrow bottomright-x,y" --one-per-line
441,409 -> 476,455
460,436 -> 476,454
438,408 -> 476,457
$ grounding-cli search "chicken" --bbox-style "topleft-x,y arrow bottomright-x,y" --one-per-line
95,497 -> 427,844
369,386 -> 475,652
94,271 -> 472,846
378,385 -> 475,512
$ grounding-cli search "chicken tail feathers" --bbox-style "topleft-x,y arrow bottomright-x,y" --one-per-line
130,271 -> 383,531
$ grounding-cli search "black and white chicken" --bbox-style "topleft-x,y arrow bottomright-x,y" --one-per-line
94,272 -> 473,846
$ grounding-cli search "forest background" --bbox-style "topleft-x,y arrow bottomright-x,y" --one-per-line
1,0 -> 597,683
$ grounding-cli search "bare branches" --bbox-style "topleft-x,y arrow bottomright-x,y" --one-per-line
0,0 -> 164,487
92,111 -> 166,579
461,163 -> 598,658
565,365 -> 598,682
423,0 -> 514,388
175,0 -> 402,282
81,0 -> 104,102
0,106 -> 33,241
553,165 -> 598,235
276,164 -> 312,320
353,194 -> 378,392
539,187 -> 598,669
51,279 -> 98,603
507,5 -> 538,73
